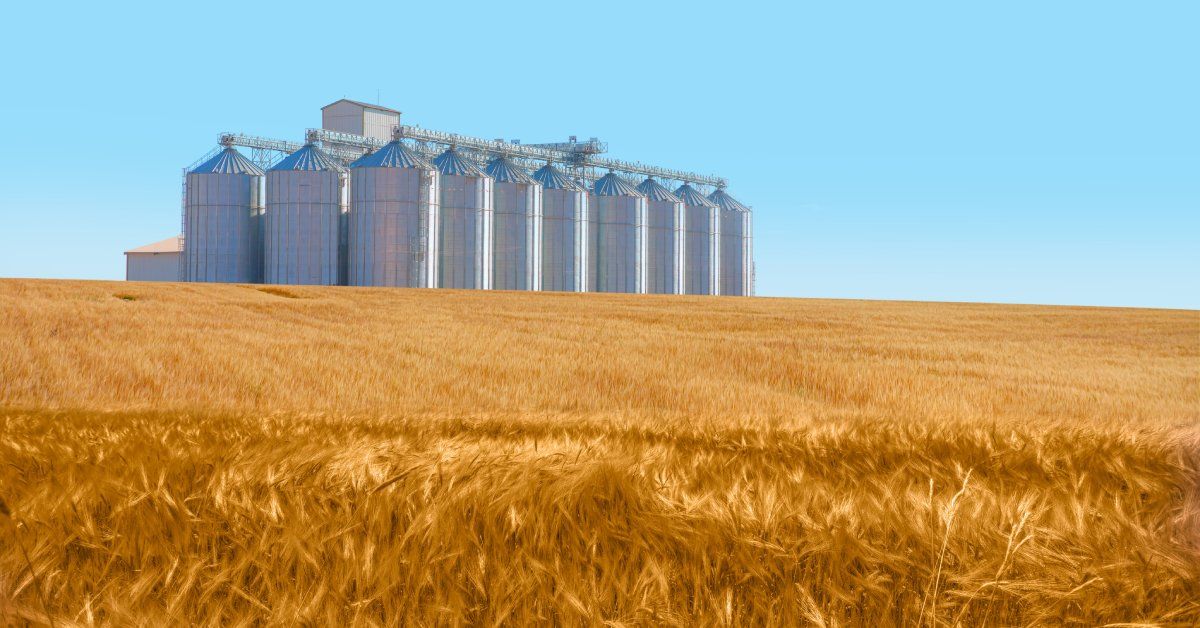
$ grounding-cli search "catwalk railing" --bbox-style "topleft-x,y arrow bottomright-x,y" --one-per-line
216,127 -> 728,189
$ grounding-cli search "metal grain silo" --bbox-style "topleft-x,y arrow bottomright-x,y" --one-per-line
675,183 -> 720,295
348,133 -> 440,288
586,184 -> 598,292
433,148 -> 494,290
636,178 -> 685,294
591,173 -> 647,294
709,188 -> 753,296
532,164 -> 588,292
184,142 -> 264,283
486,156 -> 542,291
264,143 -> 343,285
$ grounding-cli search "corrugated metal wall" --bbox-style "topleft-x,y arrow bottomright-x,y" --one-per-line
184,171 -> 263,283
587,192 -> 599,292
362,109 -> 400,141
719,208 -> 750,296
264,170 -> 341,285
644,198 -> 683,294
492,181 -> 541,290
438,175 -> 494,289
541,187 -> 587,292
679,191 -> 719,296
126,253 -> 181,282
591,194 -> 647,294
348,167 -> 440,287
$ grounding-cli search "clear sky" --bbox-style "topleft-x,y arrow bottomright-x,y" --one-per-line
0,0 -> 1196,309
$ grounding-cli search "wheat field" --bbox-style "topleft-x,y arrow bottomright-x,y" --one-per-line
1,279 -> 1197,626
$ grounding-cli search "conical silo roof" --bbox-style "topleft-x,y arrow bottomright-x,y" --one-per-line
636,177 -> 682,203
708,188 -> 750,212
190,146 -> 264,175
433,147 -> 486,177
351,140 -> 429,169
674,183 -> 717,208
485,156 -> 534,184
593,172 -> 643,197
271,143 -> 344,172
532,163 -> 583,191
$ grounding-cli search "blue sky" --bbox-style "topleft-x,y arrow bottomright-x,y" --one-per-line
0,0 -> 1196,309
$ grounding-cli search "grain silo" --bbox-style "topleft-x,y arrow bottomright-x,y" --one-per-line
433,147 -> 494,290
591,172 -> 647,294
675,183 -> 720,295
636,178 -> 685,294
171,101 -> 751,294
264,143 -> 343,285
348,132 -> 440,288
532,163 -> 587,292
709,188 -> 753,296
486,156 -> 542,291
586,183 -> 598,292
184,142 -> 264,283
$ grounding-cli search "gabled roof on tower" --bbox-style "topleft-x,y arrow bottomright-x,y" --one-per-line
593,172 -> 643,197
270,143 -> 343,172
485,156 -> 534,184
708,188 -> 750,212
350,140 -> 429,169
190,147 -> 264,175
433,147 -> 486,177
674,183 -> 717,208
532,164 -> 583,191
636,178 -> 681,203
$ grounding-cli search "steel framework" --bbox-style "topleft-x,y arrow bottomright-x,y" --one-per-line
212,123 -> 728,190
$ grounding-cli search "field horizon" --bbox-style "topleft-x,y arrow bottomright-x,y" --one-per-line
2,279 -> 1197,625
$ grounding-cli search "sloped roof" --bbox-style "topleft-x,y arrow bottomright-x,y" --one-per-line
636,178 -> 681,203
351,140 -> 429,169
433,148 -> 486,177
190,147 -> 264,175
532,164 -> 583,191
708,188 -> 750,212
674,183 -> 717,208
125,235 -> 182,254
321,99 -> 401,115
485,156 -> 534,184
270,143 -> 344,172
593,172 -> 643,197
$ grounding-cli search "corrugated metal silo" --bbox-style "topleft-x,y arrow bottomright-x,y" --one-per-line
532,164 -> 588,292
709,188 -> 753,296
636,178 -> 685,294
348,134 -> 441,288
591,173 -> 647,294
264,143 -> 343,285
434,148 -> 494,290
485,156 -> 542,291
184,143 -> 264,283
586,184 -> 598,292
675,183 -> 720,295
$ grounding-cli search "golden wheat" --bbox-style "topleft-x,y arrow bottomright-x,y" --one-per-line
1,279 -> 1197,625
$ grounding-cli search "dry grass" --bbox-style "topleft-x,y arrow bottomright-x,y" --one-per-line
1,279 -> 1197,625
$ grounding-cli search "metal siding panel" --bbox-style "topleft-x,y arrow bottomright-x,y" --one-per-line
592,195 -> 645,293
362,109 -> 400,141
720,208 -> 745,296
437,174 -> 492,290
126,253 -> 181,281
184,171 -> 262,283
348,166 -> 438,287
264,169 -> 341,285
645,199 -> 678,294
491,181 -> 542,290
539,187 -> 586,292
683,202 -> 717,295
